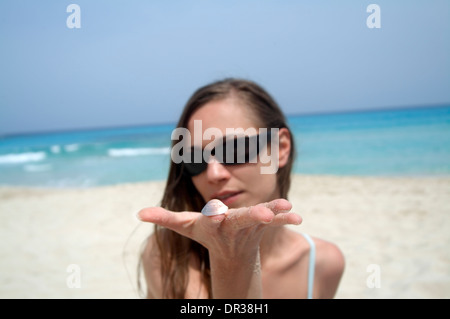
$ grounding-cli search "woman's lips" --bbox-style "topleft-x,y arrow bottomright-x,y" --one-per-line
212,191 -> 243,207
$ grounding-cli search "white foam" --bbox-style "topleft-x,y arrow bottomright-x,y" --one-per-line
107,147 -> 170,157
50,145 -> 61,154
0,152 -> 47,164
64,144 -> 80,152
23,164 -> 52,172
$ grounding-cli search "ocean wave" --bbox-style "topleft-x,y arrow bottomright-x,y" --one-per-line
107,147 -> 170,157
50,145 -> 61,154
23,163 -> 53,172
64,144 -> 80,152
0,152 -> 47,164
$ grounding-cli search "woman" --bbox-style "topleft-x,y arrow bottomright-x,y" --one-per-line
137,78 -> 344,299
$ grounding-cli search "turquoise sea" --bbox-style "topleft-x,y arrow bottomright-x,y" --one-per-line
1,105 -> 449,188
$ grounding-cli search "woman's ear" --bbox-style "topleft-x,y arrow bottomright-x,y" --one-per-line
277,128 -> 291,169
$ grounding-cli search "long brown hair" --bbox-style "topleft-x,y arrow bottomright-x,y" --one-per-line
141,78 -> 296,298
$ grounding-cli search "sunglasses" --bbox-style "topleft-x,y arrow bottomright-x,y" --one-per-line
181,131 -> 272,177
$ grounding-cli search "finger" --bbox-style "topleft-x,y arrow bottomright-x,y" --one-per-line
223,199 -> 293,230
268,211 -> 302,227
224,204 -> 275,230
261,198 -> 292,214
137,207 -> 199,236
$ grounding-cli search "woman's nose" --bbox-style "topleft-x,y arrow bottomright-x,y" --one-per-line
205,157 -> 230,182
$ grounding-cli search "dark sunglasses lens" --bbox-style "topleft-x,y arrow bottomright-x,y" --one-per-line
182,147 -> 207,176
181,132 -> 272,175
183,161 -> 207,176
221,133 -> 269,165
218,136 -> 252,165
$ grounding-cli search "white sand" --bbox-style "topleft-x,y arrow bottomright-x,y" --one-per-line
0,175 -> 449,298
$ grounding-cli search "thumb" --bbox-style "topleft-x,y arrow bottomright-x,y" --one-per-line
137,207 -> 198,236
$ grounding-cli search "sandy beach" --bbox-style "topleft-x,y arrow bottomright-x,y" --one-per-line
0,174 -> 449,299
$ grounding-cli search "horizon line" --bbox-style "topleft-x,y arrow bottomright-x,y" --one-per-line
1,102 -> 449,139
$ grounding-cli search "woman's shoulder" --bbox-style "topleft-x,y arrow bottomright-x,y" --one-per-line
307,234 -> 345,298
141,232 -> 160,259
141,233 -> 163,298
141,232 -> 209,298
289,231 -> 344,263
309,236 -> 345,265
142,228 -> 172,260
281,230 -> 344,298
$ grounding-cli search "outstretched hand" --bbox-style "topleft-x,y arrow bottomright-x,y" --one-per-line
137,199 -> 302,258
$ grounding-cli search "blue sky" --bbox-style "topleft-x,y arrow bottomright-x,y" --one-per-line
0,1 -> 449,135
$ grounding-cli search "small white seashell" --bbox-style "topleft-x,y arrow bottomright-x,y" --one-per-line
201,199 -> 229,216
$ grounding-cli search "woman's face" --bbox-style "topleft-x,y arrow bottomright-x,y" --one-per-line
186,98 -> 289,209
